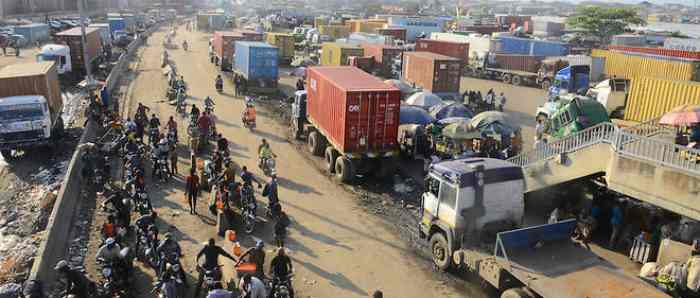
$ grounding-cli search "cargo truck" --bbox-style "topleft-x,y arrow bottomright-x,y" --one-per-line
234,42 -> 279,94
291,67 -> 401,183
265,32 -> 295,65
467,54 -> 587,90
0,62 -> 64,160
402,52 -> 461,99
419,158 -> 669,298
415,39 -> 469,66
361,44 -> 403,77
212,31 -> 243,71
51,27 -> 102,78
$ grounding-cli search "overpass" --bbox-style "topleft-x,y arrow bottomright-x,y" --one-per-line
507,121 -> 700,220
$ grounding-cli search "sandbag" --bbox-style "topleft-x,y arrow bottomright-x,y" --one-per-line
639,262 -> 659,278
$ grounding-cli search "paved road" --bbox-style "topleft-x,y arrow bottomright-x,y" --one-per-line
87,26 -> 470,297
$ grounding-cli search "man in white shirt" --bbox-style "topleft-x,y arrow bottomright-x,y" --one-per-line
239,274 -> 266,298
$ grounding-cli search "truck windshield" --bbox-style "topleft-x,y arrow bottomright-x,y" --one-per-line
0,103 -> 44,121
37,54 -> 66,67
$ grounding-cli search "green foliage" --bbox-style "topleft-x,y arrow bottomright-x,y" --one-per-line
566,6 -> 646,43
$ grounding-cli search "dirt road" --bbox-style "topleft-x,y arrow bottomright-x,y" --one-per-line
93,26 -> 472,297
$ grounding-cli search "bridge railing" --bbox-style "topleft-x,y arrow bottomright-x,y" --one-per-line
621,117 -> 676,139
508,123 -> 618,167
615,131 -> 700,173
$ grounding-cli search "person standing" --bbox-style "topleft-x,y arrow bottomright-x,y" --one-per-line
186,168 -> 200,214
609,201 -> 625,248
496,92 -> 506,111
169,143 -> 178,175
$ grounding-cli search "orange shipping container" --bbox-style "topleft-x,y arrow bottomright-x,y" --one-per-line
402,52 -> 461,93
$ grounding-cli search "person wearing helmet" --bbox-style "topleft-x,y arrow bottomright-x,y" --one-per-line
102,191 -> 131,229
239,274 -> 266,298
206,281 -> 234,298
96,238 -> 122,263
236,240 -> 266,278
270,247 -> 294,298
191,104 -> 200,123
55,260 -> 94,297
157,233 -> 182,274
159,262 -> 188,289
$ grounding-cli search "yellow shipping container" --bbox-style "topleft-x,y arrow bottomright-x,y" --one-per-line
592,49 -> 700,82
197,14 -> 210,30
626,76 -> 700,122
318,25 -> 351,40
265,33 -> 295,63
321,42 -> 364,66
346,19 -> 385,33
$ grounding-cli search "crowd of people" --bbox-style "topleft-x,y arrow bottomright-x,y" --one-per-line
462,88 -> 507,113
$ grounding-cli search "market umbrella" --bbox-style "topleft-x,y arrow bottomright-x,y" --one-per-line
385,80 -> 414,96
437,116 -> 471,125
659,104 -> 700,125
429,102 -> 475,120
441,121 -> 482,140
405,91 -> 443,109
470,111 -> 518,132
400,105 -> 435,125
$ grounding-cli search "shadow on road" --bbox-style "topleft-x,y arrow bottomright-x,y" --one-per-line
291,217 -> 353,251
297,260 -> 369,296
277,176 -> 321,195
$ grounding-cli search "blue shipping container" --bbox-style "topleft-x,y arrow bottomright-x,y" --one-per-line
13,23 -> 50,44
234,41 -> 279,80
387,16 -> 444,42
109,18 -> 126,34
495,36 -> 570,56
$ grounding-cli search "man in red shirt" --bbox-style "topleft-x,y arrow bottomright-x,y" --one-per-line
197,112 -> 211,141
186,168 -> 200,215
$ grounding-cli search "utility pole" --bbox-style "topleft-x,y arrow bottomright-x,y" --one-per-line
77,0 -> 94,87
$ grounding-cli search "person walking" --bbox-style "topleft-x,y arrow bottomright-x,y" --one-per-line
496,92 -> 506,111
234,74 -> 241,96
609,201 -> 625,249
169,143 -> 178,175
186,168 -> 200,214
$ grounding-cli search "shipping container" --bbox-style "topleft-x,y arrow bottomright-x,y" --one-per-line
234,41 -> 278,81
212,31 -> 243,71
611,34 -> 647,47
460,25 -> 501,35
491,54 -> 544,73
361,44 -> 402,75
608,45 -> 700,61
431,32 -> 493,62
376,27 -> 407,41
321,42 -> 364,66
318,25 -> 351,40
416,39 -> 469,65
88,23 -> 111,45
13,23 -> 50,44
54,27 -> 102,76
197,14 -> 209,30
664,37 -> 700,51
496,16 -> 532,28
348,56 -> 374,73
494,36 -> 570,56
387,16 -> 445,42
625,76 -> 700,122
592,49 -> 700,82
0,62 -> 62,115
209,14 -> 227,30
402,52 -> 461,93
235,29 -> 263,41
108,18 -> 126,34
306,66 -> 400,154
346,19 -> 385,33
347,32 -> 393,46
265,33 -> 295,64
532,21 -> 564,37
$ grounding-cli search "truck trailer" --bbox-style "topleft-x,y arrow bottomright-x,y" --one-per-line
291,67 -> 401,183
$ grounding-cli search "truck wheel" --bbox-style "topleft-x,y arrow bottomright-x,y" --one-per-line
501,74 -> 512,84
334,156 -> 354,183
0,150 -> 12,161
511,75 -> 522,86
430,233 -> 452,271
501,288 -> 535,298
324,147 -> 338,173
541,79 -> 551,90
308,131 -> 324,156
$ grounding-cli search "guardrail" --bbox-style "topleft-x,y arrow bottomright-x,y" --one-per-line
615,131 -> 700,173
621,117 -> 676,139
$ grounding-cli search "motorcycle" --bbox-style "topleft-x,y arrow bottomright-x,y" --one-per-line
195,265 -> 222,298
200,160 -> 217,191
268,274 -> 294,298
136,227 -> 159,270
148,127 -> 160,145
167,128 -> 177,147
153,272 -> 185,298
96,249 -> 132,297
259,157 -> 276,177
151,152 -> 170,182
133,189 -> 152,215
241,185 -> 257,234
242,110 -> 256,131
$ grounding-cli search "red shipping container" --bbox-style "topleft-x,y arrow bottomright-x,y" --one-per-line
402,52 -> 461,93
213,31 -> 243,60
306,66 -> 400,154
492,54 -> 545,73
234,29 -> 264,41
348,56 -> 375,73
608,45 -> 700,61
415,39 -> 469,65
377,27 -> 407,41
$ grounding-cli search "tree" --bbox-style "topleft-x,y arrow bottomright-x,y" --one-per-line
566,6 -> 646,44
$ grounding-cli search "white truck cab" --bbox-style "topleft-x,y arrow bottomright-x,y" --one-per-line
0,95 -> 59,158
36,44 -> 71,74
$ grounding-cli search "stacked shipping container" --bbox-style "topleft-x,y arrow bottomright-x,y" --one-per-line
491,54 -> 543,73
592,49 -> 700,82
402,52 -> 461,94
361,44 -> 403,76
321,43 -> 364,66
494,36 -> 570,56
318,25 -> 351,40
625,76 -> 700,122
376,28 -> 407,41
415,39 -> 469,65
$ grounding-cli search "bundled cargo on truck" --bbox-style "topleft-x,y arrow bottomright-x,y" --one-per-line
320,42 -> 364,66
54,27 -> 102,77
415,39 -> 469,66
592,49 -> 700,82
234,41 -> 279,93
290,66 -> 401,183
402,52 -> 461,97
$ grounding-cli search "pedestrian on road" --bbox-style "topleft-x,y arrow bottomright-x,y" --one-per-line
609,201 -> 625,249
169,143 -> 178,175
234,74 -> 241,96
296,78 -> 304,91
496,92 -> 506,111
186,168 -> 200,214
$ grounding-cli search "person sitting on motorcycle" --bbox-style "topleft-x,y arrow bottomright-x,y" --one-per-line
195,238 -> 236,294
135,210 -> 157,236
236,240 -> 266,279
212,151 -> 223,174
55,260 -> 94,298
157,233 -> 183,275
239,274 -> 267,298
274,211 -> 290,248
216,135 -> 228,154
136,103 -> 150,120
101,215 -> 119,241
240,166 -> 262,189
258,140 -> 276,169
204,96 -> 215,111
270,247 -> 294,298
198,112 -> 212,139
96,237 -> 121,264
167,116 -> 178,139
215,75 -> 223,91
206,281 -> 234,298
243,103 -> 256,125
264,175 -> 280,209
149,114 -> 161,129
102,192 -> 131,229
125,117 -> 137,134
159,263 -> 188,289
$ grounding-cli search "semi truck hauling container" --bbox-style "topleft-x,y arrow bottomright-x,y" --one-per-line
0,62 -> 64,160
291,66 -> 401,183
52,27 -> 102,78
212,31 -> 243,71
234,42 -> 279,93
402,52 -> 461,97
467,54 -> 588,90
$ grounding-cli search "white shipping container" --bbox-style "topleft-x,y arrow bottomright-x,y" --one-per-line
532,21 -> 564,37
663,37 -> 700,51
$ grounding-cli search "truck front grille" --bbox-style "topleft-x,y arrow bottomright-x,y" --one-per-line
0,130 -> 42,141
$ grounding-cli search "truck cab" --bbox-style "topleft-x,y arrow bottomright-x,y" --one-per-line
291,90 -> 307,139
36,44 -> 71,74
545,95 -> 610,138
0,96 -> 61,159
419,158 -> 524,270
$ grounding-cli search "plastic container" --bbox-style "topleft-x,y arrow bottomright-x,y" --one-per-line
234,41 -> 278,81
306,66 -> 400,154
402,52 -> 461,93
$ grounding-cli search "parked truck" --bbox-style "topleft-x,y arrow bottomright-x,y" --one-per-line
51,27 -> 102,78
361,44 -> 403,77
467,54 -> 587,90
291,67 -> 401,183
234,42 -> 279,94
402,52 -> 461,99
212,31 -> 243,71
0,62 -> 64,160
36,44 -> 71,75
320,42 -> 364,66
265,32 -> 295,65
419,158 -> 669,298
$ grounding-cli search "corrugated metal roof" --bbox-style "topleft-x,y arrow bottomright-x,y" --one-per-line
311,66 -> 399,91
55,27 -> 101,36
0,62 -> 54,78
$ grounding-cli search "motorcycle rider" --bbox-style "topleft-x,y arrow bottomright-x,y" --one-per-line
125,117 -> 137,134
191,104 -> 201,124
167,116 -> 178,140
198,112 -> 212,141
206,282 -> 234,298
149,114 -> 161,145
216,134 -> 228,154
296,78 -> 304,91
195,238 -> 236,296
154,138 -> 171,178
242,100 -> 256,127
239,274 -> 266,298
204,96 -> 215,112
96,238 -> 123,272
264,175 -> 280,216
274,211 -> 290,248
136,103 -> 150,121
157,233 -> 183,275
270,248 -> 294,298
258,139 -> 276,170
215,75 -> 223,92
101,215 -> 119,241
240,166 -> 262,188
159,262 -> 188,290
55,260 -> 94,297
102,191 -> 131,230
236,240 -> 266,279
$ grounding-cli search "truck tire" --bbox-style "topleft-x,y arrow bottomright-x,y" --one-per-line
334,156 -> 354,183
308,131 -> 324,156
501,288 -> 535,298
502,74 -> 512,84
324,147 -> 338,173
430,233 -> 452,271
541,79 -> 551,90
511,75 -> 522,86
